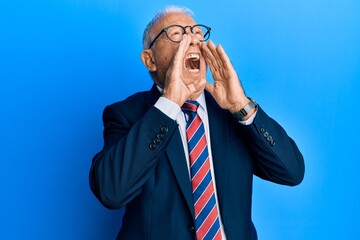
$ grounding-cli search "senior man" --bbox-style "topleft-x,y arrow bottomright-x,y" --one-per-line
89,6 -> 304,240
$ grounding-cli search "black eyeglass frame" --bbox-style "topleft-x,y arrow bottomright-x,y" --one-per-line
148,24 -> 211,49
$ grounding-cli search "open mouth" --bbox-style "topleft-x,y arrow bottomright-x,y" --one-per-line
185,53 -> 200,73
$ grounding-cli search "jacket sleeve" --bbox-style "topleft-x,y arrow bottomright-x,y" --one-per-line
239,106 -> 305,186
89,104 -> 178,209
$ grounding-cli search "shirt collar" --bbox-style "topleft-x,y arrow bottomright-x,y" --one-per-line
156,85 -> 207,112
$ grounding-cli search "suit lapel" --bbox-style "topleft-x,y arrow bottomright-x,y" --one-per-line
146,84 -> 195,218
166,132 -> 195,219
205,91 -> 229,212
144,86 -> 229,218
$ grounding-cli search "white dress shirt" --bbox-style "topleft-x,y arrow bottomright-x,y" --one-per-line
154,92 -> 257,239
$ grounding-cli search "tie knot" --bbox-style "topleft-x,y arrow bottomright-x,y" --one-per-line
181,100 -> 199,113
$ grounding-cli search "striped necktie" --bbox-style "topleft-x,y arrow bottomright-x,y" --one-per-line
181,100 -> 222,240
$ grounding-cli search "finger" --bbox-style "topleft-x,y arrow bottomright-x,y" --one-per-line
173,34 -> 191,69
201,41 -> 220,74
190,76 -> 206,95
205,81 -> 215,96
216,44 -> 235,72
208,40 -> 225,70
200,53 -> 207,81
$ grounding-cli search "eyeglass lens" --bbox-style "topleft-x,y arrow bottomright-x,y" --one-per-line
166,25 -> 210,42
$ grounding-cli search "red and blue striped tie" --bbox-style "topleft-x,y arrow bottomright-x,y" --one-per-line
182,100 -> 222,240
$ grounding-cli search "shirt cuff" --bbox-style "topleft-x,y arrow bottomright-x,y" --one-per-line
238,109 -> 258,125
154,97 -> 181,120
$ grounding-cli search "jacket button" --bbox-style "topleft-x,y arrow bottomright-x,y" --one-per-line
260,128 -> 265,133
156,133 -> 164,139
271,140 -> 276,146
149,143 -> 156,150
153,138 -> 160,144
263,132 -> 269,138
187,225 -> 195,233
267,136 -> 273,141
160,126 -> 169,133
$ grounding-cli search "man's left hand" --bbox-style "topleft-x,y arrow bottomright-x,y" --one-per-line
201,41 -> 252,115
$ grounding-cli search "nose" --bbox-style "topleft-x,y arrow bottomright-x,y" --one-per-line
185,32 -> 200,46
189,34 -> 200,46
184,26 -> 200,46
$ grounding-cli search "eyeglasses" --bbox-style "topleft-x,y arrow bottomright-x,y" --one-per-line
148,24 -> 211,49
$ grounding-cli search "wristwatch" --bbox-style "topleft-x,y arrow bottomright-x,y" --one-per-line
232,98 -> 257,121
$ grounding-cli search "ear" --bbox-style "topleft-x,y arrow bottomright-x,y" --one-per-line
140,49 -> 156,72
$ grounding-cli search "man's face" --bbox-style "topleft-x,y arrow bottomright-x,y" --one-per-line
147,13 -> 206,87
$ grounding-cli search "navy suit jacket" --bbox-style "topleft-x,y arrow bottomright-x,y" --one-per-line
89,84 -> 305,240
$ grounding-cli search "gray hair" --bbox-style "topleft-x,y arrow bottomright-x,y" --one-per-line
142,6 -> 194,49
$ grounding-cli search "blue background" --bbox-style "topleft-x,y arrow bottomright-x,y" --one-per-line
1,0 -> 359,239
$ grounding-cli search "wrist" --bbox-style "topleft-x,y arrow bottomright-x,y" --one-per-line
232,98 -> 258,121
162,89 -> 183,107
228,94 -> 252,113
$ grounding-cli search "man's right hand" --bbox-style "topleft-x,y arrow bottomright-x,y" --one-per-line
162,34 -> 206,106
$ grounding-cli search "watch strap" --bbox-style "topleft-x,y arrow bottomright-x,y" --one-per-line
232,98 -> 257,121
